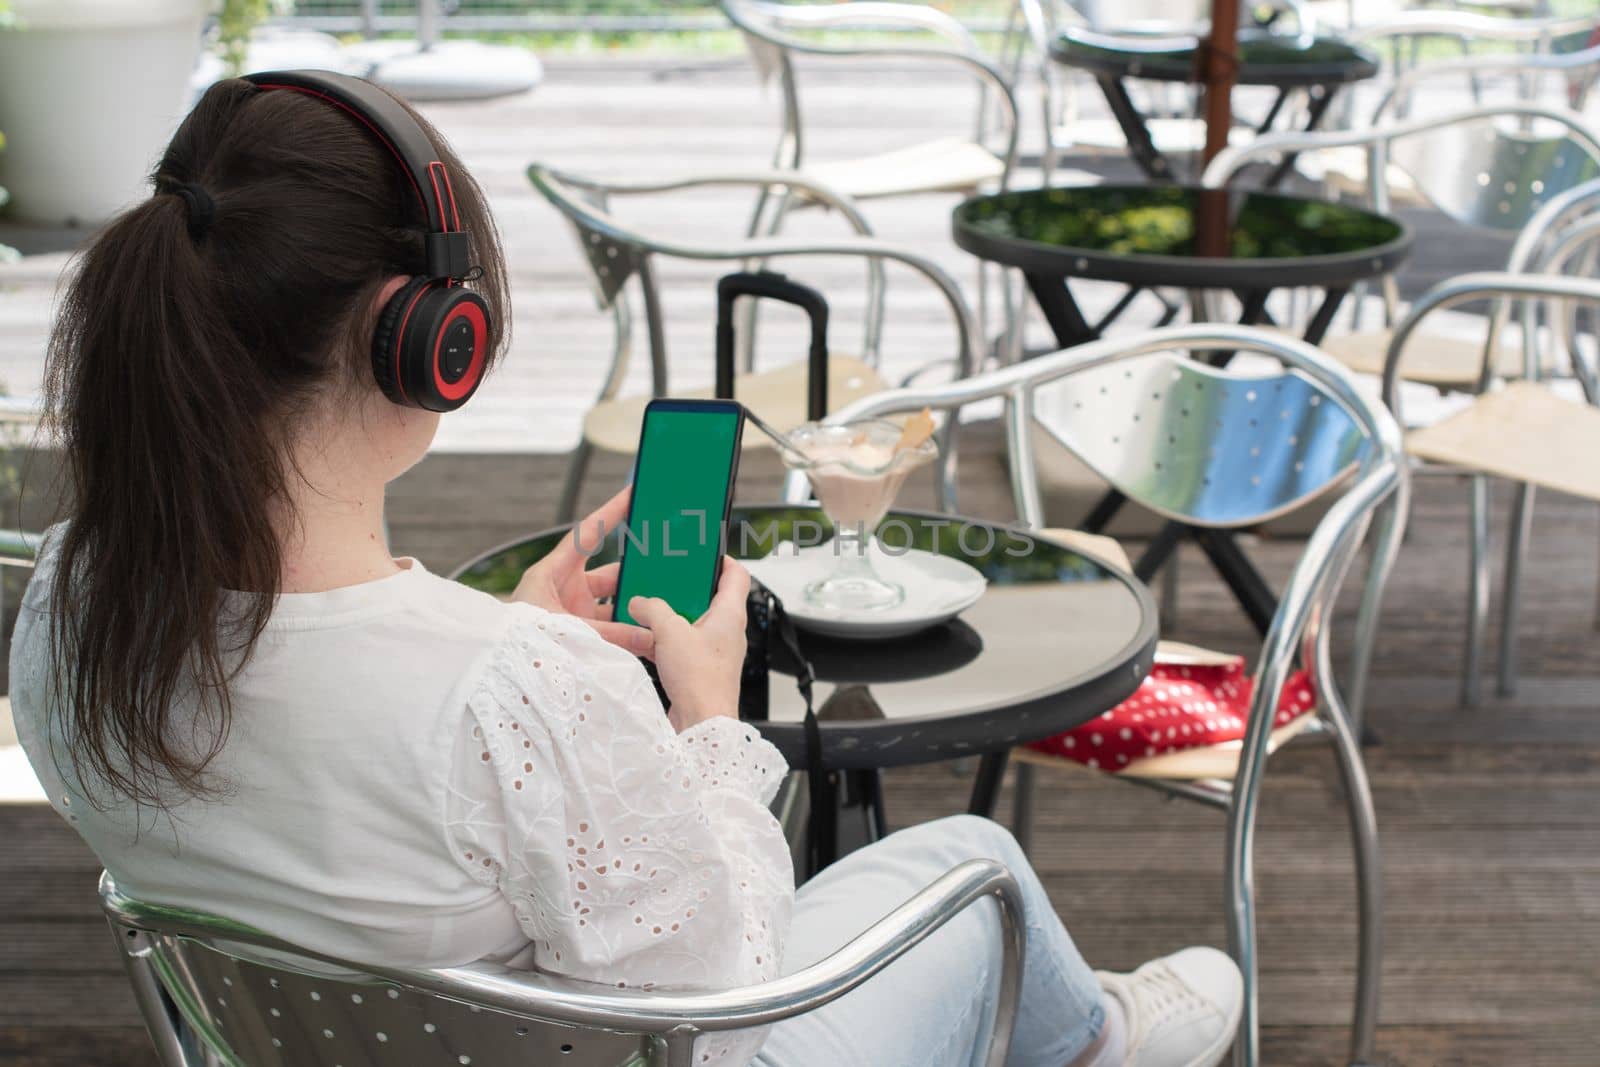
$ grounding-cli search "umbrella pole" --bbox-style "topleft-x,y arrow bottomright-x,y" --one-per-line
1200,0 -> 1241,166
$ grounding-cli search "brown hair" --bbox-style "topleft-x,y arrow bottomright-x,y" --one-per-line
43,77 -> 508,806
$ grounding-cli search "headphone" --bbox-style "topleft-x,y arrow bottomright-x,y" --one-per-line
243,70 -> 490,413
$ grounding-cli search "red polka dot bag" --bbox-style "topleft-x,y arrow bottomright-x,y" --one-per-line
1024,642 -> 1319,777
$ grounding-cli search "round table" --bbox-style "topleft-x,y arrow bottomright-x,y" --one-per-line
953,184 -> 1410,637
1051,30 -> 1379,88
1050,29 -> 1380,184
452,507 -> 1158,866
954,183 -> 1411,297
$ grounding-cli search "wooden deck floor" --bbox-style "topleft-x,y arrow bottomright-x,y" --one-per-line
1,55 -> 1598,1067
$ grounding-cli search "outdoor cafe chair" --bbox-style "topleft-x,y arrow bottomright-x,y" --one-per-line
810,323 -> 1407,1067
1212,129 -> 1600,703
1381,262 -> 1600,706
718,0 -> 1022,359
1320,12 -> 1600,206
527,162 -> 980,522
1347,8 -> 1594,113
99,862 -> 1024,1067
1202,103 -> 1600,394
719,0 -> 1019,208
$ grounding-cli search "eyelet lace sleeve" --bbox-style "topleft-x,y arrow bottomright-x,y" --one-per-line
445,604 -> 794,1065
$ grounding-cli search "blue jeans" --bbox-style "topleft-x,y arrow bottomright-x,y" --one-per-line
753,815 -> 1106,1067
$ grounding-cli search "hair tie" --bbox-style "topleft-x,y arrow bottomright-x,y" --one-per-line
172,182 -> 216,241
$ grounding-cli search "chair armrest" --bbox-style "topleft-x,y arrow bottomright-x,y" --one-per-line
426,858 -> 1021,1040
637,231 -> 982,380
1234,455 -> 1406,809
1382,271 -> 1600,414
0,529 -> 40,567
774,42 -> 1019,169
1375,48 -> 1600,122
722,1 -> 1019,175
105,861 -> 1024,1048
537,168 -> 877,239
1199,102 -> 1600,193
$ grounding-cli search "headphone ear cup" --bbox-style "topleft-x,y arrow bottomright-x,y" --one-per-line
401,285 -> 491,413
371,276 -> 435,407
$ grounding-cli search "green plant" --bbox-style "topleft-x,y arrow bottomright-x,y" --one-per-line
216,0 -> 272,77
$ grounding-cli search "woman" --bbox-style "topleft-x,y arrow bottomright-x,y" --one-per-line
12,74 -> 1242,1067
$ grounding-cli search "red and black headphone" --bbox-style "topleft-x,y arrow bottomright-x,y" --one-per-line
244,70 -> 490,413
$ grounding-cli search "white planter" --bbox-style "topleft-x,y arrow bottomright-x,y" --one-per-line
0,0 -> 207,225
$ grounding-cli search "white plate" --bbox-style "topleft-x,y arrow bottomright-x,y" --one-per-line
746,542 -> 988,639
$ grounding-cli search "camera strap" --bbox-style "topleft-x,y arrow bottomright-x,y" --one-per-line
762,591 -> 832,877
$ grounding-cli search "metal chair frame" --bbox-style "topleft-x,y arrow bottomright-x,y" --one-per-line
1202,102 -> 1600,330
527,163 -> 981,520
1381,269 -> 1600,705
101,859 -> 1023,1066
1346,9 -> 1598,121
1211,121 -> 1600,704
718,0 -> 1020,201
808,323 -> 1408,1067
718,0 -> 1021,366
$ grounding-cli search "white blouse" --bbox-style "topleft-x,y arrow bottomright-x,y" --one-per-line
11,526 -> 795,1065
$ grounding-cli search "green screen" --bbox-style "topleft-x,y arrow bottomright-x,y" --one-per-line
614,405 -> 740,625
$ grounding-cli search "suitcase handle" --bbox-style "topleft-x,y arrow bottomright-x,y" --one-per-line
715,270 -> 830,422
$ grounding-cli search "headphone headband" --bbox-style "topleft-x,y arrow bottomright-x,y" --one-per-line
243,70 -> 471,280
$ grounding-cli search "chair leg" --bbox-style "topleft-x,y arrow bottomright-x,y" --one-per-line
557,437 -> 596,525
1498,482 -> 1535,698
1461,474 -> 1490,707
1160,549 -> 1181,628
1324,705 -> 1384,1067
1223,802 -> 1261,1067
1010,762 -> 1037,855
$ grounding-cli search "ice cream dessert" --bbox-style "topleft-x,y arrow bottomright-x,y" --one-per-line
781,412 -> 938,611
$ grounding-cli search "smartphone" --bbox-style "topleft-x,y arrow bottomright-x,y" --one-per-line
613,398 -> 745,626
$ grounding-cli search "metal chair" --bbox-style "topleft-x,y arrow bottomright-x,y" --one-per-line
718,0 -> 1022,361
719,0 -> 1019,207
1348,8 -> 1595,107
527,163 -> 980,521
1382,266 -> 1600,706
1211,119 -> 1600,704
812,323 -> 1407,1067
1316,14 -> 1600,204
1203,103 -> 1600,392
101,861 -> 1024,1067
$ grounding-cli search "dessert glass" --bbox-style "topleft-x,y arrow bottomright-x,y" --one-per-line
781,418 -> 938,611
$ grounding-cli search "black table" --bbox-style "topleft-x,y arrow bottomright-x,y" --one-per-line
452,506 -> 1158,868
953,183 -> 1411,634
1051,29 -> 1380,185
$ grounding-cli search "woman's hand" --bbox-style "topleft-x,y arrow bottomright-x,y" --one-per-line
627,557 -> 750,733
512,488 -> 653,656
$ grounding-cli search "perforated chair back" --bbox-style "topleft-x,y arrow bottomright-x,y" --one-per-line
1029,353 -> 1369,528
1385,111 -> 1600,230
103,882 -> 645,1067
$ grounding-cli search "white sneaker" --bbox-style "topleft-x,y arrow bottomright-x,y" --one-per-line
1096,947 -> 1244,1067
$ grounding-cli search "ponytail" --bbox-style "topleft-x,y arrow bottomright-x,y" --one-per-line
47,189 -> 287,804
